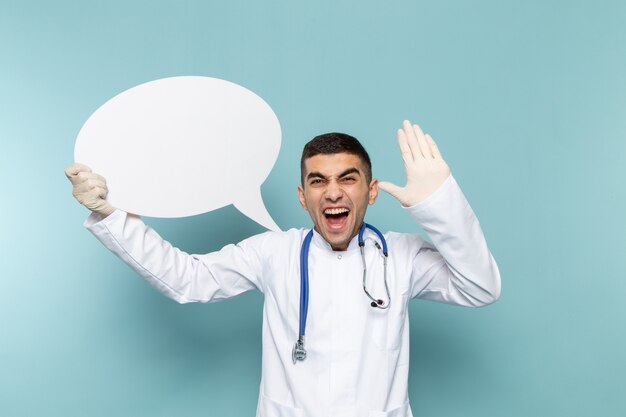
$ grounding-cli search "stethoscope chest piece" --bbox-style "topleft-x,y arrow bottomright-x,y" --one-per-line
292,337 -> 306,364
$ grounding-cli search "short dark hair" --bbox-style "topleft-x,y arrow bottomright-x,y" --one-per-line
300,132 -> 372,184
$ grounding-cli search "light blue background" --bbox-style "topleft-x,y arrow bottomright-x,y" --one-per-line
2,0 -> 625,416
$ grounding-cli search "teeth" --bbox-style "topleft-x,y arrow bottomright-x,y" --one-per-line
324,208 -> 349,215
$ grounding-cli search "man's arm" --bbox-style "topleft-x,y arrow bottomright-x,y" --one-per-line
65,163 -> 264,303
405,175 -> 500,305
379,121 -> 501,306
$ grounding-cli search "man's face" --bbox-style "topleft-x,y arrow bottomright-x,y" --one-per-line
298,152 -> 378,251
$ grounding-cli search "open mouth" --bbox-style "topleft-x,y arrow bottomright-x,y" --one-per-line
323,207 -> 350,229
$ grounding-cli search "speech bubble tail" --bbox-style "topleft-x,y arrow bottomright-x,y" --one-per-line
234,192 -> 282,232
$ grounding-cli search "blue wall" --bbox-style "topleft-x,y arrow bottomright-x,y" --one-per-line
2,1 -> 625,416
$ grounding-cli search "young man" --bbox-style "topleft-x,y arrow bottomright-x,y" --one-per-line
65,120 -> 500,417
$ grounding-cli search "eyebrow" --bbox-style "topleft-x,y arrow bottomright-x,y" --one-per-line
306,167 -> 361,181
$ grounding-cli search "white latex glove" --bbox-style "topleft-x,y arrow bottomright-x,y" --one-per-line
379,120 -> 451,207
64,163 -> 116,217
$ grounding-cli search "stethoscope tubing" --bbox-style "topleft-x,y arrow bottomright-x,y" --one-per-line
358,222 -> 388,256
294,223 -> 390,364
299,230 -> 313,339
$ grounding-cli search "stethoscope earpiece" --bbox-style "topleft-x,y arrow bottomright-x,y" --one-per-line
371,299 -> 384,307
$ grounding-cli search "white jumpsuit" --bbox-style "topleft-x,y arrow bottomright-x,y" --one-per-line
85,174 -> 501,417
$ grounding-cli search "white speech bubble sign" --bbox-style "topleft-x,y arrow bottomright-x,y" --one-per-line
74,76 -> 282,231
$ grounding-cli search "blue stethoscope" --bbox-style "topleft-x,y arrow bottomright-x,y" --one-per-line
292,222 -> 390,364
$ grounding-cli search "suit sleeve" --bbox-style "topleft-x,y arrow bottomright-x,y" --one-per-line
406,175 -> 501,307
84,210 -> 266,304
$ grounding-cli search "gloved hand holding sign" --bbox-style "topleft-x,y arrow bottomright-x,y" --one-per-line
65,163 -> 115,217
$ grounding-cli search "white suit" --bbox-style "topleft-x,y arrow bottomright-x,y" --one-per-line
85,174 -> 500,417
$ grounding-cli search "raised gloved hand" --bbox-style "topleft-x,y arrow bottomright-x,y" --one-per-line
379,120 -> 451,207
64,163 -> 116,217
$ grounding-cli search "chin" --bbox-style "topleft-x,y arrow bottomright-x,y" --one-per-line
325,234 -> 350,251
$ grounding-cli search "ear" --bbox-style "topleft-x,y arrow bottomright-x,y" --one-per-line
297,184 -> 308,210
368,179 -> 379,205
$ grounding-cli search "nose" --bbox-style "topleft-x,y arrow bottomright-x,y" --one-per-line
324,180 -> 343,201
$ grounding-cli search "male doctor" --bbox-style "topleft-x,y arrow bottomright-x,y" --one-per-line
65,120 -> 500,417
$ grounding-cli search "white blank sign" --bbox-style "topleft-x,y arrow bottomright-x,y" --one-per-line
74,76 -> 282,231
